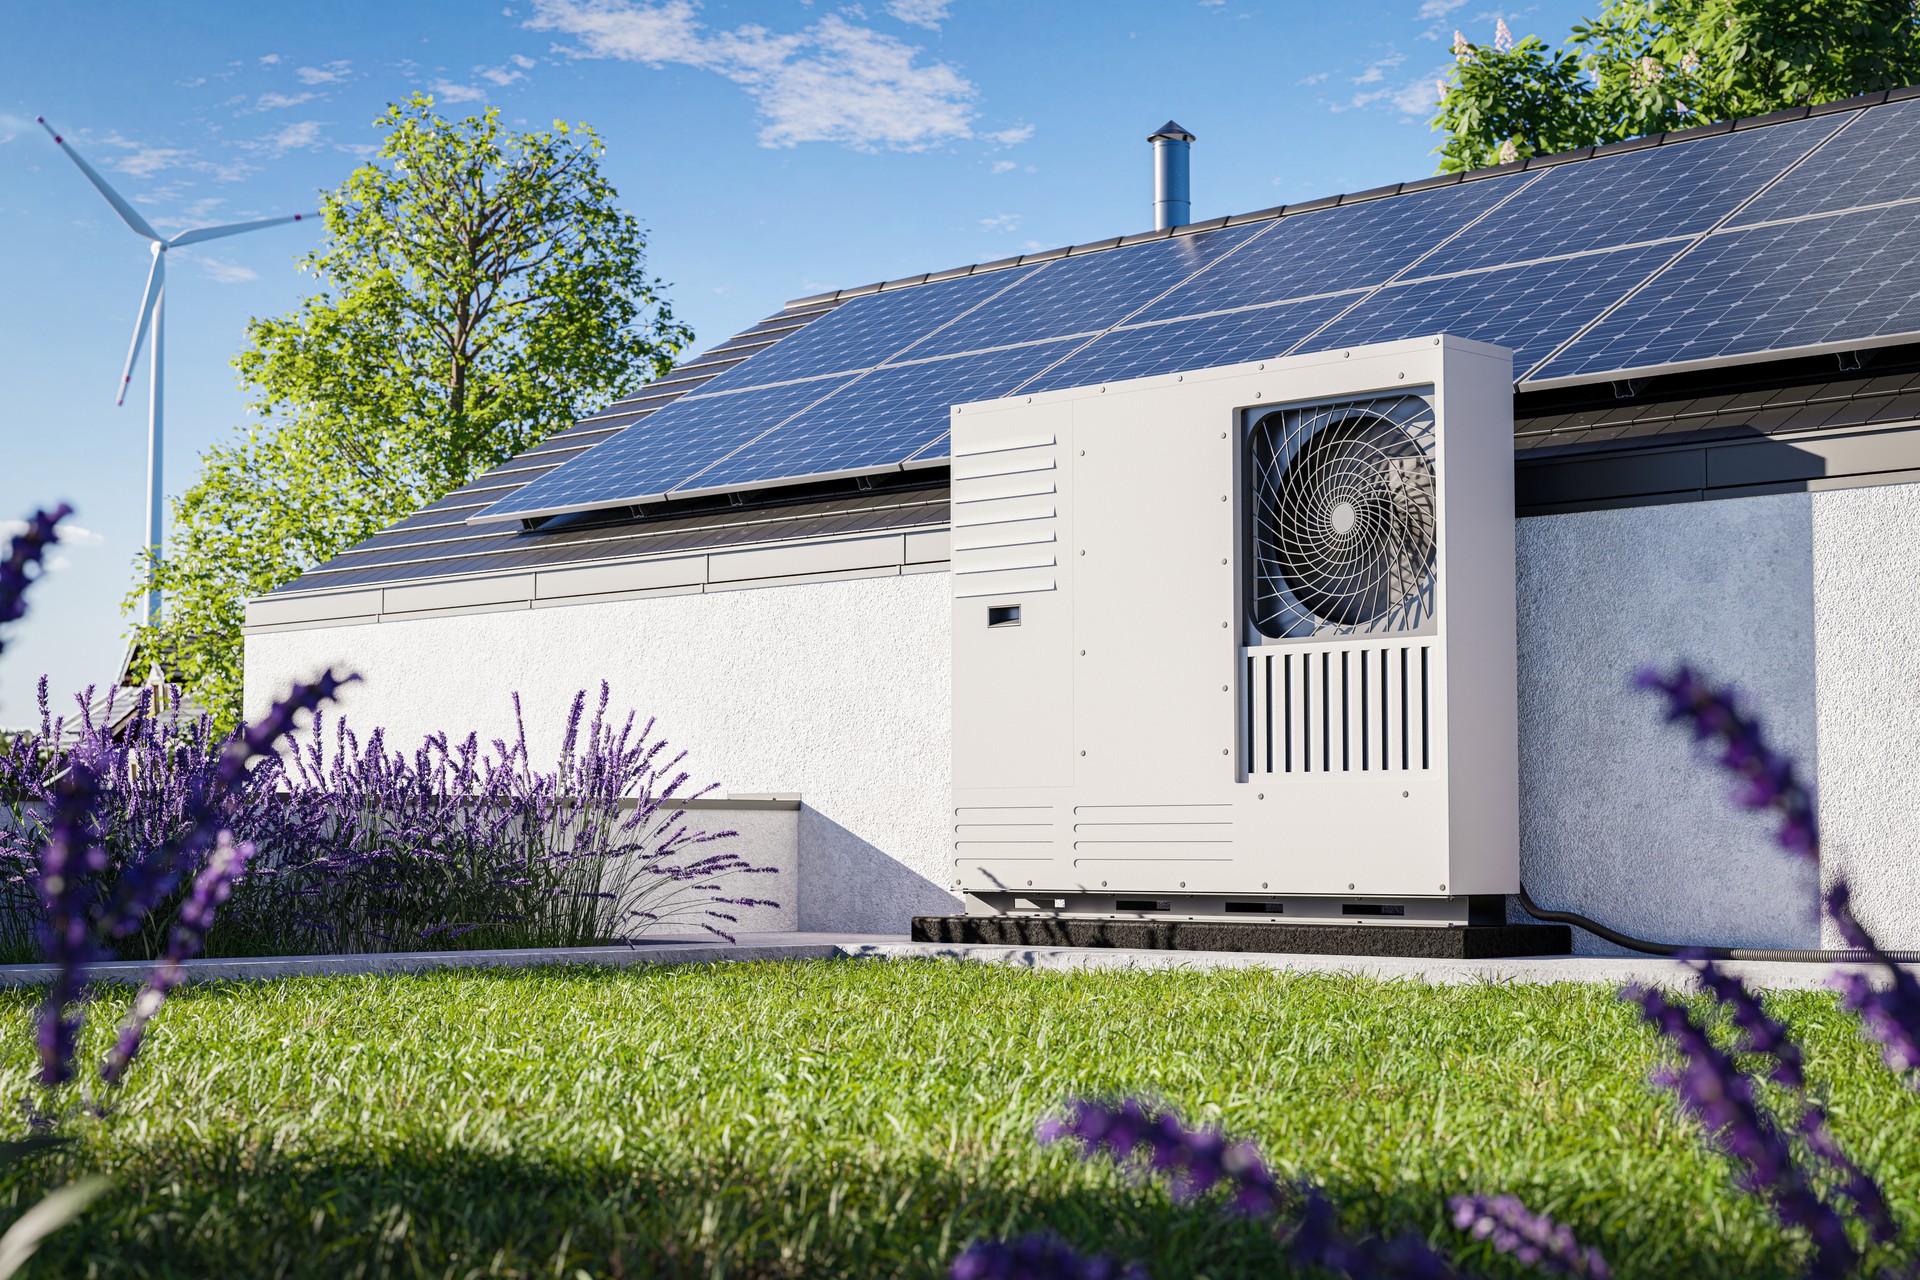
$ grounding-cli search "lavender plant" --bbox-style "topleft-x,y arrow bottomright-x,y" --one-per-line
219,682 -> 775,955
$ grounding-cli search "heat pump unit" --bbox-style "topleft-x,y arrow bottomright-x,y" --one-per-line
947,336 -> 1516,926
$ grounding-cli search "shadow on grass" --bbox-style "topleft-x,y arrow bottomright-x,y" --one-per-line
0,1136 -> 1818,1280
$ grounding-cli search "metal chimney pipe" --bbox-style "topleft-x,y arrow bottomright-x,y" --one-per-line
1148,120 -> 1195,230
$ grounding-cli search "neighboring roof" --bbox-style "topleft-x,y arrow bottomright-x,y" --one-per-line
269,86 -> 1920,603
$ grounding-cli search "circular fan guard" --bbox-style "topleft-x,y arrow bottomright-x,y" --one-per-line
1250,395 -> 1436,638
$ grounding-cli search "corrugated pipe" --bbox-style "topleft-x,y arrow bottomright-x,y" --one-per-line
1516,883 -> 1920,963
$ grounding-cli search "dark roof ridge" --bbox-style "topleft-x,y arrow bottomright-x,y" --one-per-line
782,83 -> 1920,311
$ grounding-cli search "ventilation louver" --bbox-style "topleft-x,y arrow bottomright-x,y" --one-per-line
1249,394 -> 1436,639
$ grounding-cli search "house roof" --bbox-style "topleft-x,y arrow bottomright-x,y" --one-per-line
266,86 -> 1920,605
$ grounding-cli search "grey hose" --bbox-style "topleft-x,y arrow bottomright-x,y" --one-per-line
1516,883 -> 1920,963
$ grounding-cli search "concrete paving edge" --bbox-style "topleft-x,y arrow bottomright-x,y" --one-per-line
0,933 -> 1912,991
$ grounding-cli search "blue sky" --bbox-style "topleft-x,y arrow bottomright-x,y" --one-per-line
0,0 -> 1591,725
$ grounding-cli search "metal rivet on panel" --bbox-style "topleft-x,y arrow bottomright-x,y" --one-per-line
1262,882 -> 1269,889
1080,550 -> 1086,556
1221,685 -> 1229,692
1177,374 -> 1184,381
1440,884 -> 1447,892
1080,649 -> 1086,656
1402,791 -> 1410,798
1027,880 -> 1032,886
1349,883 -> 1356,890
1221,622 -> 1228,629
1080,749 -> 1087,756
1026,396 -> 1033,403
1220,431 -> 1227,439
1254,391 -> 1262,399
1102,880 -> 1108,887
1343,351 -> 1350,359
1080,449 -> 1086,456
1180,881 -> 1186,888
1220,558 -> 1227,565
1220,495 -> 1228,502
1221,748 -> 1229,755
1258,363 -> 1266,371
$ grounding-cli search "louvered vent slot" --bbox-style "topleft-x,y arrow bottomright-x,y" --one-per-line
1244,644 -> 1431,775
952,434 -> 1059,599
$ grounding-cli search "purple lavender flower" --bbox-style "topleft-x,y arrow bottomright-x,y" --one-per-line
1036,1098 -> 1286,1216
948,1233 -> 1147,1280
1681,953 -> 1805,1088
1827,881 -> 1920,1077
1623,983 -> 1857,1278
33,765 -> 106,1089
1447,1194 -> 1610,1278
99,830 -> 255,1087
1287,1187 -> 1456,1280
0,505 -> 71,650
1633,666 -> 1817,860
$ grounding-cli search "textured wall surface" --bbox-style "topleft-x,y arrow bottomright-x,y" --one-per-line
1812,483 -> 1920,949
650,804 -> 798,935
249,483 -> 1920,948
1513,493 -> 1821,954
245,572 -> 957,934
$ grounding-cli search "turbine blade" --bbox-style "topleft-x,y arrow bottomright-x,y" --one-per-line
116,252 -> 163,407
168,212 -> 313,248
36,117 -> 161,242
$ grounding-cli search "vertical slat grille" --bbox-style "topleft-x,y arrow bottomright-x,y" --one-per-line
1243,644 -> 1431,775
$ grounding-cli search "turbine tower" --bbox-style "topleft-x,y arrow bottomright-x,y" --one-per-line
38,116 -> 313,629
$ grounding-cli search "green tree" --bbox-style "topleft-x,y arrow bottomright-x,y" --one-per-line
128,95 -> 692,728
1434,1 -> 1920,172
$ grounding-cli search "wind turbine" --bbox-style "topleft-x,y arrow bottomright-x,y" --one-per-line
37,116 -> 313,628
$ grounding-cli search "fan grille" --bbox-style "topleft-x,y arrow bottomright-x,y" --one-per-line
1250,394 -> 1436,638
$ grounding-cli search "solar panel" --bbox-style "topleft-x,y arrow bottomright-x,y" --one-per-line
1418,115 -> 1854,277
1532,201 -> 1920,383
907,224 -> 1266,359
678,340 -> 1079,494
689,266 -> 1043,393
1729,99 -> 1920,226
1297,242 -> 1684,376
1129,175 -> 1532,323
474,375 -> 855,519
1020,293 -> 1363,395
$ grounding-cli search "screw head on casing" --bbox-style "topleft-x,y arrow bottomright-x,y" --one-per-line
1349,883 -> 1355,890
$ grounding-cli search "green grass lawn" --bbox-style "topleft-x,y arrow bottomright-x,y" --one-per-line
0,958 -> 1915,1279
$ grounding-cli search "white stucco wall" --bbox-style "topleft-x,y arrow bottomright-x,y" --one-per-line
249,480 -> 1920,947
1515,492 -> 1821,954
1813,484 -> 1920,949
245,572 -> 957,934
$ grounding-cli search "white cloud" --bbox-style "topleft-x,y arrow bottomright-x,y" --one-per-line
0,521 -> 100,547
528,0 -> 978,151
983,122 -> 1033,146
1337,64 -> 1449,115
0,113 -> 31,145
296,61 -> 352,85
510,53 -> 537,68
430,79 -> 491,103
258,91 -> 319,110
1416,0 -> 1466,17
256,121 -> 326,153
477,61 -> 531,86
45,556 -> 71,574
990,158 -> 1017,173
198,257 -> 260,284
111,147 -> 196,179
259,53 -> 282,65
884,0 -> 949,28
1352,52 -> 1406,85
979,211 -> 1019,232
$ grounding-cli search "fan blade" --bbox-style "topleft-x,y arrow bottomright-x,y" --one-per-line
116,251 -> 163,407
36,117 -> 161,242
168,212 -> 312,248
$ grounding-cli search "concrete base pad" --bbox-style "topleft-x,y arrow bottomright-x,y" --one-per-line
910,916 -> 1572,959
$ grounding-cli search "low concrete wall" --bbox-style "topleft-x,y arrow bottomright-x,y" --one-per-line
246,571 -> 958,934
248,483 -> 1920,948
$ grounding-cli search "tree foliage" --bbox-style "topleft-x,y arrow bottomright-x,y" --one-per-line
127,95 -> 692,728
1434,1 -> 1920,172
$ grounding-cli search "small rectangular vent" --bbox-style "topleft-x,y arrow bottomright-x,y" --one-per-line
1226,901 -> 1285,914
1114,899 -> 1171,912
1243,644 -> 1432,775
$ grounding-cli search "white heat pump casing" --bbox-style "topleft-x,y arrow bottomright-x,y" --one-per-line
948,335 -> 1516,901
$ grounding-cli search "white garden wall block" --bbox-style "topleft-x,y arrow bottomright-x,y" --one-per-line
246,571 -> 956,934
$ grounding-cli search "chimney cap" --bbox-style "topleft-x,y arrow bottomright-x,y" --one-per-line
1148,120 -> 1196,143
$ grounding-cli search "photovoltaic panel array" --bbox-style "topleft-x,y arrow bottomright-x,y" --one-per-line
478,96 -> 1920,522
